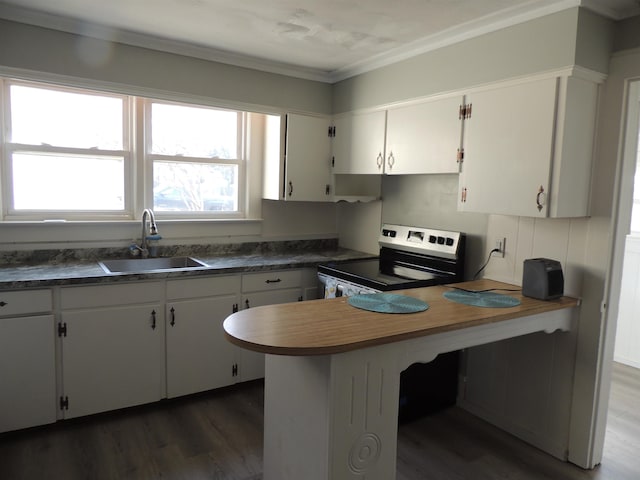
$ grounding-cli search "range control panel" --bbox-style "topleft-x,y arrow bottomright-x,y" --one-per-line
379,224 -> 462,259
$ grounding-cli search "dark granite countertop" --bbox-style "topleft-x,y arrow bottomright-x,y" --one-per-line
0,243 -> 376,289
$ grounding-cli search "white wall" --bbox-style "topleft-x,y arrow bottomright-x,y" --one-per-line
332,8 -> 596,113
0,19 -> 339,250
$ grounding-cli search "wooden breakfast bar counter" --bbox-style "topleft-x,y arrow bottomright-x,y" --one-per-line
223,279 -> 579,480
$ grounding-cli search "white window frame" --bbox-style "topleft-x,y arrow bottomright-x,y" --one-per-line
0,77 -> 254,222
143,98 -> 247,219
1,78 -> 134,221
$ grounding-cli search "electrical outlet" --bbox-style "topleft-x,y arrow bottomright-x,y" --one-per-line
493,237 -> 506,257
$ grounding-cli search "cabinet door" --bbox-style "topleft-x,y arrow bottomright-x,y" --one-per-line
385,96 -> 463,175
0,314 -> 56,433
166,294 -> 239,398
285,114 -> 332,201
240,288 -> 303,382
333,111 -> 386,174
61,304 -> 164,419
459,78 -> 557,216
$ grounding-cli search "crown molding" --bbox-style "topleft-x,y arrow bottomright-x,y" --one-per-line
0,4 -> 334,82
328,0 -> 583,82
0,0 -> 635,84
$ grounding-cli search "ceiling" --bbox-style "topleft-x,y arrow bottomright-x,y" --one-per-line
0,0 -> 639,82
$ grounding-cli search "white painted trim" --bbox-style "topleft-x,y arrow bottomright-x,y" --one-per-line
0,4 -> 332,83
591,77 -> 640,467
581,0 -> 640,20
613,356 -> 640,369
335,65 -> 606,116
330,0 -> 584,82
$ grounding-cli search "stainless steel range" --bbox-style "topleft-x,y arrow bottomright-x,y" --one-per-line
318,223 -> 465,297
318,223 -> 466,423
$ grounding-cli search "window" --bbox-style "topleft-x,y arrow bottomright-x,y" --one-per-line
6,83 -> 128,215
147,101 -> 242,214
0,78 -> 254,221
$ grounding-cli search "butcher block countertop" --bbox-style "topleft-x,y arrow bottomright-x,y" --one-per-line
223,279 -> 579,356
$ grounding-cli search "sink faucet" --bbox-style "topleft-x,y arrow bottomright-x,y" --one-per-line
140,208 -> 161,258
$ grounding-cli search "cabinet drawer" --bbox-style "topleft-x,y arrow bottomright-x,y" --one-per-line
0,290 -> 52,316
242,270 -> 302,292
166,275 -> 241,300
61,282 -> 163,309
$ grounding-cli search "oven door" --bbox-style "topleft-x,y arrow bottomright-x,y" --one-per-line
318,273 -> 380,298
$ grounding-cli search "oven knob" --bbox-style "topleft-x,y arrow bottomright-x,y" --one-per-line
437,236 -> 445,245
446,237 -> 454,246
382,229 -> 397,238
429,235 -> 437,243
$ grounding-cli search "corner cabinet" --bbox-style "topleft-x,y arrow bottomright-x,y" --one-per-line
0,289 -> 56,433
165,275 -> 240,398
458,75 -> 599,217
263,113 -> 333,202
59,282 -> 165,419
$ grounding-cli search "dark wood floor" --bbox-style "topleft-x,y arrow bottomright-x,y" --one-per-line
1,362 -> 638,480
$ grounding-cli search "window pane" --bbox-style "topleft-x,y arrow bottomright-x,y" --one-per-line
10,85 -> 123,150
12,153 -> 124,210
151,103 -> 237,158
153,161 -> 237,212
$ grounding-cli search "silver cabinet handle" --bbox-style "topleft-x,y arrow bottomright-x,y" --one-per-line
376,152 -> 383,169
387,151 -> 395,170
536,185 -> 546,212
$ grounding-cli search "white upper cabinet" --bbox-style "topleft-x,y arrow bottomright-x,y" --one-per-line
385,95 -> 463,175
458,75 -> 599,217
332,110 -> 387,174
332,96 -> 463,176
263,113 -> 332,202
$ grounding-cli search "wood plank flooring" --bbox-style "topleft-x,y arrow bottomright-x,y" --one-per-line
0,362 -> 638,480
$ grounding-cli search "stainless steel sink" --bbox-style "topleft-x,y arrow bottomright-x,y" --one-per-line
98,256 -> 208,274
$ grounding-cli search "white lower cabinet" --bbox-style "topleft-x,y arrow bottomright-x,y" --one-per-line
240,270 -> 306,382
0,289 -> 56,433
166,275 -> 241,398
6,267 -> 317,428
59,282 -> 165,419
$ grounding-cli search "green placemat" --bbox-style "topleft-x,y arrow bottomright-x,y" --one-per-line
348,293 -> 429,314
443,290 -> 521,308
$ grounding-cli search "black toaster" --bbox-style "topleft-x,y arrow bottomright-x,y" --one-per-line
522,258 -> 564,300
